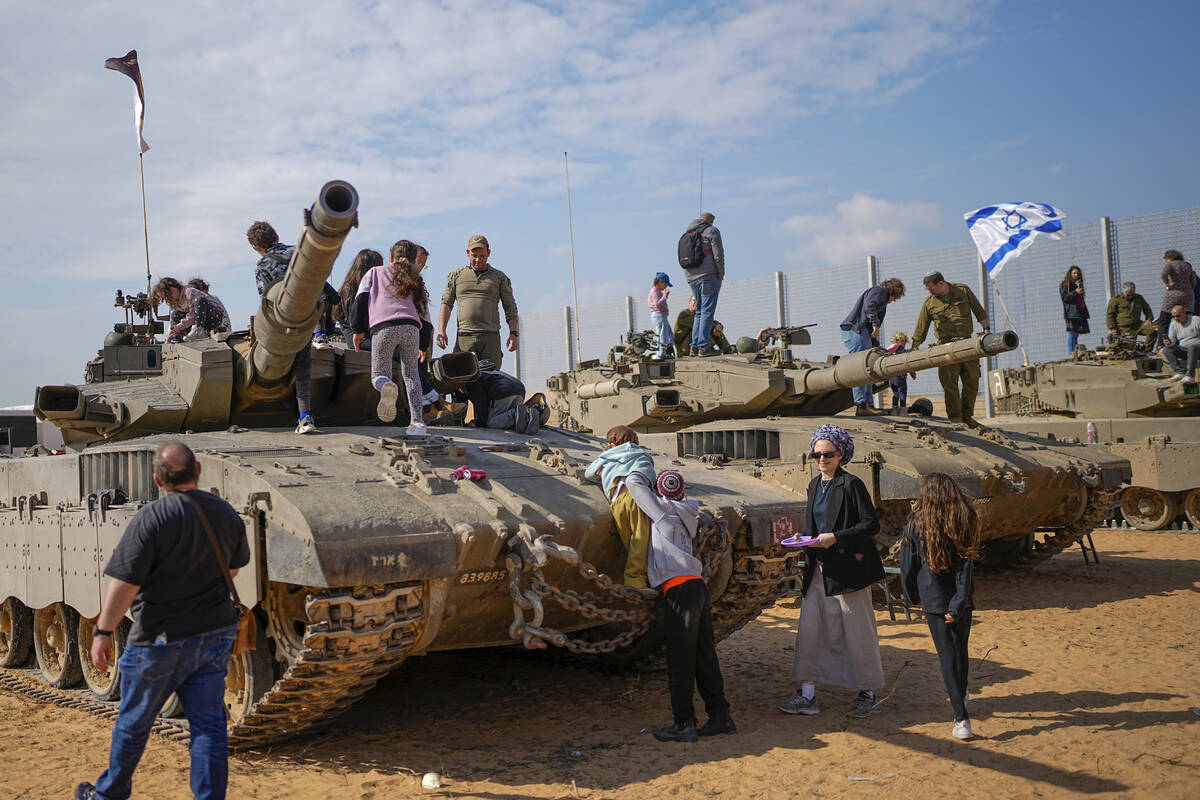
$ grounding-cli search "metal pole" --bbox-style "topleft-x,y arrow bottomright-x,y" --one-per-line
699,159 -> 704,214
563,153 -> 583,363
1100,216 -> 1115,306
774,271 -> 786,326
979,257 -> 995,417
513,336 -> 521,382
564,306 -> 575,369
625,296 -> 635,335
139,152 -> 151,300
866,256 -> 880,407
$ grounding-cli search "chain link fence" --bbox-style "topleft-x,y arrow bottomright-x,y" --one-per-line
516,207 -> 1199,406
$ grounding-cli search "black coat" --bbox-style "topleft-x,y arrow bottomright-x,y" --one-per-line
898,520 -> 974,617
1060,281 -> 1090,321
801,469 -> 884,597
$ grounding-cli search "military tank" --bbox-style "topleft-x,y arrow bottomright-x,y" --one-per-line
0,181 -> 809,748
986,336 -> 1200,530
549,327 -> 1131,564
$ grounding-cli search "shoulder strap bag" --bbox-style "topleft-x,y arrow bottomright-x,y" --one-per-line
180,492 -> 256,655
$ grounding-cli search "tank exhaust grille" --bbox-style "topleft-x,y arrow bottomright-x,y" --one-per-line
80,449 -> 157,503
677,428 -> 780,461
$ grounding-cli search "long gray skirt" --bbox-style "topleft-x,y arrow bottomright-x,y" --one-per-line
792,562 -> 884,690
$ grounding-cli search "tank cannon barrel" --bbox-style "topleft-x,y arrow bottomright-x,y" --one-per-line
248,180 -> 359,389
799,331 -> 1019,394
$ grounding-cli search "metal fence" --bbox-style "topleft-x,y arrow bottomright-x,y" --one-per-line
515,207 -> 1199,409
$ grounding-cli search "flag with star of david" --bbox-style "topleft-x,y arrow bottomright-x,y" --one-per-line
104,49 -> 150,153
963,202 -> 1067,278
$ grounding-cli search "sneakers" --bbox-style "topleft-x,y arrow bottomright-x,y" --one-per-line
778,692 -> 820,715
405,422 -> 428,437
377,380 -> 399,422
952,719 -> 974,740
75,784 -> 98,800
312,333 -> 331,350
698,712 -> 737,737
847,691 -> 882,718
295,414 -> 317,435
652,720 -> 699,742
1170,372 -> 1187,381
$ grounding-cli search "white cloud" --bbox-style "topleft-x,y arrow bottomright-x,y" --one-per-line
775,193 -> 943,264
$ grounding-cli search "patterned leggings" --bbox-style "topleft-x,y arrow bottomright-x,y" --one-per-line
372,323 -> 423,426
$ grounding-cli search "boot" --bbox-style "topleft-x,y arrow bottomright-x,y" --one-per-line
698,712 -> 737,736
653,720 -> 699,742
855,402 -> 884,416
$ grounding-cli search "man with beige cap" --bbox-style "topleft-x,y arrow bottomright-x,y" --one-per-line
437,234 -> 520,369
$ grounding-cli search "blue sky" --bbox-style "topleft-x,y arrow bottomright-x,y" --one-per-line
1,0 -> 1197,406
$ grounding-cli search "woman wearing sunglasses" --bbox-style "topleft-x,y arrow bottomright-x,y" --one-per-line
779,423 -> 886,719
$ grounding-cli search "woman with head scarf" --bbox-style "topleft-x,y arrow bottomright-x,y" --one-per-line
779,423 -> 886,718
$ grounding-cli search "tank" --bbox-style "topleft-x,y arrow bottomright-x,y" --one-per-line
986,336 -> 1200,530
549,327 -> 1131,564
0,181 -> 808,749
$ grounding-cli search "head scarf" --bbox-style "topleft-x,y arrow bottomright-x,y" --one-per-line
657,470 -> 685,500
810,424 -> 854,464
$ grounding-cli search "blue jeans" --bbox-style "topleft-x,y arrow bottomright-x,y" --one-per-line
841,327 -> 875,406
1066,330 -> 1079,353
688,276 -> 721,353
651,311 -> 671,357
94,625 -> 236,800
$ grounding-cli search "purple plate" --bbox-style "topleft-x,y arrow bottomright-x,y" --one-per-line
780,535 -> 819,548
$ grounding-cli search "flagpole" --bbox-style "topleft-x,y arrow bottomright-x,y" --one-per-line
991,271 -> 1029,365
138,152 -> 151,298
563,152 -> 582,359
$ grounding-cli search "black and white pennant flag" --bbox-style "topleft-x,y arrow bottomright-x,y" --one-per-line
104,49 -> 149,153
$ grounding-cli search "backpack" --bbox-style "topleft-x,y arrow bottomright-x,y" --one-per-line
677,224 -> 710,270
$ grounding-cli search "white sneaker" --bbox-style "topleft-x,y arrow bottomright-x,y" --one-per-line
405,422 -> 428,437
1170,373 -> 1187,381
377,380 -> 399,422
952,719 -> 974,740
312,334 -> 331,350
295,415 -> 317,435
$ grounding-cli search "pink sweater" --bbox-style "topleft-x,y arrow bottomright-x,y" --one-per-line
648,286 -> 669,314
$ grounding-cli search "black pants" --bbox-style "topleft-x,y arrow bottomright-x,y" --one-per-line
1156,311 -> 1173,350
663,579 -> 729,724
925,609 -> 972,721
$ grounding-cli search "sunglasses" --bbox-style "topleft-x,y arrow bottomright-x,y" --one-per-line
810,450 -> 839,460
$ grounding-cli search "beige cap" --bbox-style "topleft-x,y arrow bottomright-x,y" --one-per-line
467,234 -> 490,250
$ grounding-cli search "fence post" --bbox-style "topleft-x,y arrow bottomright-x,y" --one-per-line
564,306 -> 575,370
1100,216 -> 1115,306
625,296 -> 635,334
978,257 -> 994,418
774,271 -> 786,326
866,256 -> 880,407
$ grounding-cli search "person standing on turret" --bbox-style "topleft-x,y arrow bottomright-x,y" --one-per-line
911,272 -> 990,427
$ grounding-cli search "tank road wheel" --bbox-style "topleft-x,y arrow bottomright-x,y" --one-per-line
160,693 -> 184,718
78,617 -> 128,701
1183,488 -> 1200,530
1121,487 -> 1179,531
0,597 -> 35,667
224,616 -> 274,725
263,582 -> 311,666
33,603 -> 84,688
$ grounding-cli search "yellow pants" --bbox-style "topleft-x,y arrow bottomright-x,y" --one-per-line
610,488 -> 652,589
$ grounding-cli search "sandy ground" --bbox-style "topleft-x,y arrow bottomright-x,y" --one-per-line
3,529 -> 1198,800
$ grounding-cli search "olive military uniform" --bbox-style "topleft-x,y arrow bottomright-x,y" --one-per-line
912,283 -> 988,423
674,308 -> 729,354
441,265 -> 518,369
1106,292 -> 1155,350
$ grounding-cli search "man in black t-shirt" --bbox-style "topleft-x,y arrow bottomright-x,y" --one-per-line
76,441 -> 249,800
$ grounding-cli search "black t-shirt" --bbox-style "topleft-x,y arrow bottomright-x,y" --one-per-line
105,489 -> 250,646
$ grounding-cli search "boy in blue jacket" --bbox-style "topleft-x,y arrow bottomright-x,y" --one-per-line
584,426 -> 656,587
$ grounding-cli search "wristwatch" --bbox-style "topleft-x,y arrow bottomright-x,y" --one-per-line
93,627 -> 113,637
510,331 -> 519,337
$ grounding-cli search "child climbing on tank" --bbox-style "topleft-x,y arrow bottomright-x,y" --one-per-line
350,239 -> 429,436
900,472 -> 981,741
584,426 -> 657,587
886,331 -> 919,414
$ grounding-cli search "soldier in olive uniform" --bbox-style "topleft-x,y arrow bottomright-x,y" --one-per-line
911,272 -> 990,426
1106,281 -> 1155,351
436,234 -> 519,369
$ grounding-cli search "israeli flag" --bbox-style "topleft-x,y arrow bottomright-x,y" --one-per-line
964,202 -> 1067,278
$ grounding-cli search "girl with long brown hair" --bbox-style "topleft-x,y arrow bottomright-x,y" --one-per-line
349,240 -> 430,435
1059,264 -> 1090,353
900,473 -> 981,740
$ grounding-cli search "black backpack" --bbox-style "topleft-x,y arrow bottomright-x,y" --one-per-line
677,224 -> 710,270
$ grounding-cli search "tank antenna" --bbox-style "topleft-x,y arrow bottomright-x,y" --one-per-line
699,159 -> 704,213
139,152 -> 152,299
991,271 -> 1030,365
563,152 -> 583,361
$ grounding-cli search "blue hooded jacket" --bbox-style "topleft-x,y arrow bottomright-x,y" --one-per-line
584,442 -> 656,500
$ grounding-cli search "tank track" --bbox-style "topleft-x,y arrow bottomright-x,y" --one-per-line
0,582 -> 425,750
711,545 -> 802,640
1021,485 -> 1122,565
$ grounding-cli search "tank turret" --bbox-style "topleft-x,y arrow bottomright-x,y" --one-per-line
35,181 -> 361,447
